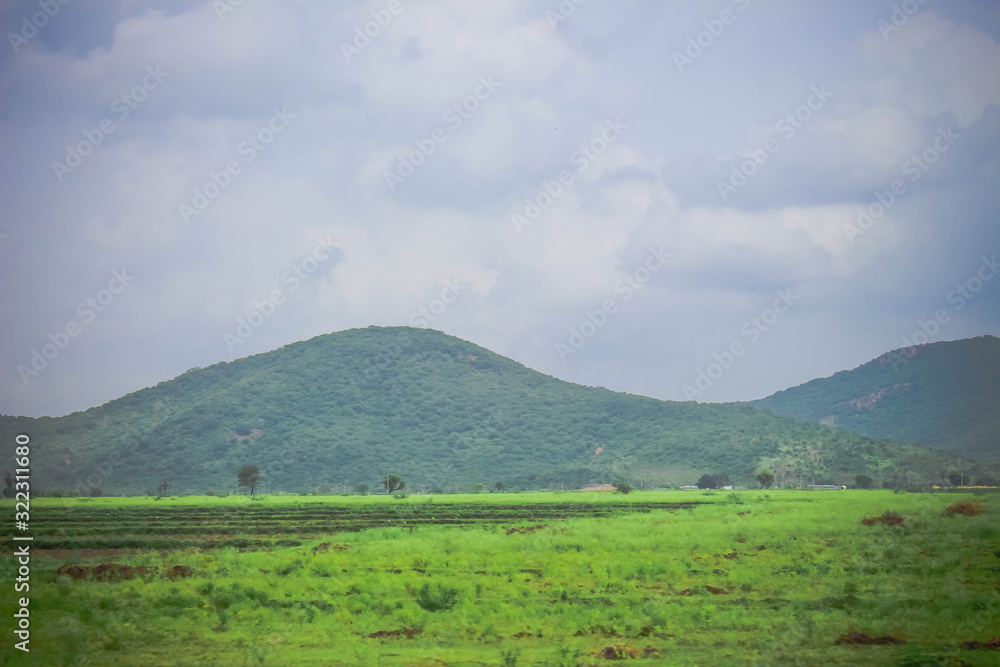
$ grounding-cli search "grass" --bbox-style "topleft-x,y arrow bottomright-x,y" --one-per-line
2,490 -> 998,665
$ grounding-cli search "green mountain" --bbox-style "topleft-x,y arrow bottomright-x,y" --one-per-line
752,335 -> 1000,465
0,327 -> 989,495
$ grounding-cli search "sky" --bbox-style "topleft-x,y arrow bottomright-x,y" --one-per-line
1,0 -> 999,418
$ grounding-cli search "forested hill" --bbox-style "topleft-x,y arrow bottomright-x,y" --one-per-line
752,336 -> 1000,465
0,327 -> 987,495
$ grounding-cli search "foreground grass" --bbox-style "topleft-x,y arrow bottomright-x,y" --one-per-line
2,490 -> 998,665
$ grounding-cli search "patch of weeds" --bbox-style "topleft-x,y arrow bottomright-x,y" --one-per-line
414,583 -> 458,612
500,647 -> 521,666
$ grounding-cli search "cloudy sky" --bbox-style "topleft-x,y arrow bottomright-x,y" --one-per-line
2,0 -> 998,418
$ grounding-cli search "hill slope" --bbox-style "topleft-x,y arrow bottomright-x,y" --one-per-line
0,327 -> 988,494
752,336 -> 1000,465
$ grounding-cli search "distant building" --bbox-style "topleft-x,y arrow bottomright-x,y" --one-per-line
806,485 -> 846,490
679,485 -> 699,490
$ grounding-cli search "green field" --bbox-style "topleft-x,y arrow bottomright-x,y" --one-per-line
3,490 -> 998,666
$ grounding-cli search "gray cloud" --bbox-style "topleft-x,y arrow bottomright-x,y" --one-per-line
1,0 -> 998,416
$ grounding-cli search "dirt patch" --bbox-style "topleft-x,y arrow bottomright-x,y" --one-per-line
861,511 -> 905,527
39,548 -> 140,559
594,644 -> 658,659
705,585 -> 728,595
834,631 -> 905,646
679,588 -> 693,596
166,565 -> 193,580
56,564 -> 152,581
962,637 -> 1000,650
946,501 -> 982,517
55,563 -> 191,581
368,628 -> 422,639
505,524 -> 546,535
847,384 -> 908,410
311,542 -> 349,554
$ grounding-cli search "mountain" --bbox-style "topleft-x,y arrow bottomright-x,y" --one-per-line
752,336 -> 1000,465
0,327 -> 989,495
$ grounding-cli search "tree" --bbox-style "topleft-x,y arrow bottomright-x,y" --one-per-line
696,474 -> 717,489
495,481 -> 504,492
613,482 -> 633,494
948,471 -> 963,486
473,483 -> 485,494
156,480 -> 169,497
356,484 -> 369,495
237,465 -> 260,497
755,469 -> 775,489
384,474 -> 405,494
855,474 -> 873,490
3,473 -> 13,499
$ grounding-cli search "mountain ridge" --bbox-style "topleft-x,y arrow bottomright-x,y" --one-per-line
751,335 -> 1000,464
1,327 -> 993,494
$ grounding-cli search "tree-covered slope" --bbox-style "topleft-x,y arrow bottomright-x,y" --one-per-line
0,327 -> 986,495
752,336 -> 1000,465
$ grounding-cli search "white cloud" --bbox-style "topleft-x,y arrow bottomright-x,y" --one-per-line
861,13 -> 1000,127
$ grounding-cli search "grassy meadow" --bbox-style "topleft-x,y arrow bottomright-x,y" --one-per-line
2,489 -> 998,666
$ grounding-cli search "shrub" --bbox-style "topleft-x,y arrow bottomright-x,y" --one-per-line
414,583 -> 458,612
612,482 -> 633,494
